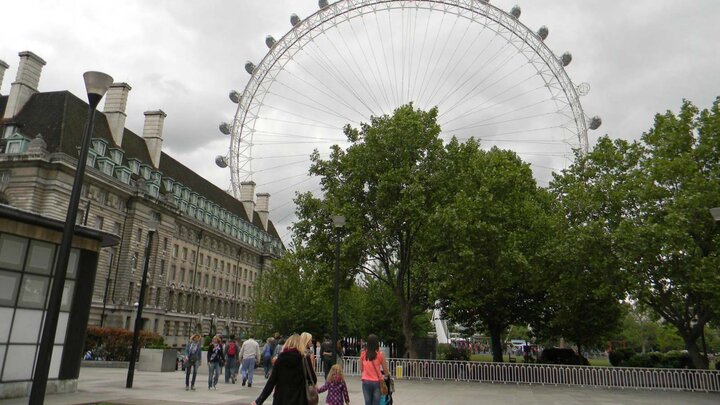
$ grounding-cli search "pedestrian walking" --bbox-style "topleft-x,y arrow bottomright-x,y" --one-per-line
184,334 -> 202,391
207,335 -> 225,390
225,334 -> 240,383
252,333 -> 318,405
262,337 -> 275,378
359,334 -> 390,405
239,333 -> 261,387
318,364 -> 350,405
321,336 -> 334,379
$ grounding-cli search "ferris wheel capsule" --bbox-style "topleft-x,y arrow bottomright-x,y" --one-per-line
290,13 -> 301,27
219,122 -> 231,135
245,61 -> 256,74
266,35 -> 276,48
229,90 -> 241,104
215,155 -> 228,168
510,5 -> 521,18
588,116 -> 602,130
537,26 -> 549,40
319,0 -> 329,9
560,52 -> 572,66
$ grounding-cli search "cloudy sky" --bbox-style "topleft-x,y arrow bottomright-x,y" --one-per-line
2,0 -> 719,243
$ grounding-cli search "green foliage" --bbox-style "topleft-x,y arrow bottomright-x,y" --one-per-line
608,348 -> 636,366
614,350 -> 691,369
84,326 -> 164,361
436,344 -> 470,361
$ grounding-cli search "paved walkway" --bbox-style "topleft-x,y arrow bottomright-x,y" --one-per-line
2,367 -> 718,405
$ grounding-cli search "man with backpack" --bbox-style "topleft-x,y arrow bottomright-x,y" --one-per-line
224,335 -> 239,383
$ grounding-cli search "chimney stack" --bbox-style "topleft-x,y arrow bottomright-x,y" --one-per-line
239,181 -> 256,221
103,82 -> 132,146
2,51 -> 46,120
0,59 -> 9,94
256,193 -> 270,231
142,110 -> 166,168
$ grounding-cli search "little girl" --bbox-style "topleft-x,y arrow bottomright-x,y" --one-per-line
318,364 -> 350,405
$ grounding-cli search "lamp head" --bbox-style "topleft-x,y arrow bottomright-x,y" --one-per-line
710,207 -> 720,222
83,71 -> 113,108
331,215 -> 346,228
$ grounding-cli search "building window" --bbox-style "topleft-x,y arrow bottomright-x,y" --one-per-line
131,252 -> 138,270
213,258 -> 218,270
204,274 -> 209,288
137,228 -> 142,243
94,215 -> 104,230
190,250 -> 196,264
172,244 -> 179,258
163,237 -> 169,251
170,265 -> 176,280
160,259 -> 166,275
182,247 -> 188,261
180,268 -> 185,283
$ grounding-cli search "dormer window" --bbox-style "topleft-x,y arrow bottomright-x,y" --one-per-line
180,200 -> 188,213
150,170 -> 162,185
139,164 -> 151,180
86,149 -> 98,168
128,158 -> 141,175
190,192 -> 198,205
147,183 -> 160,198
163,177 -> 174,193
173,183 -> 183,197
197,197 -> 205,209
182,187 -> 190,200
96,157 -> 116,176
108,148 -> 124,165
114,166 -> 132,184
196,208 -> 204,220
205,212 -> 212,224
91,138 -> 108,156
4,133 -> 29,154
189,205 -> 197,217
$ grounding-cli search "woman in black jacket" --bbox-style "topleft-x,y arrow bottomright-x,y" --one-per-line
252,333 -> 317,405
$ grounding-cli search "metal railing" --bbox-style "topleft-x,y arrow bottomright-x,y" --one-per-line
334,356 -> 720,392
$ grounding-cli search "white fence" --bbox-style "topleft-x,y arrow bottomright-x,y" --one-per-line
332,357 -> 720,392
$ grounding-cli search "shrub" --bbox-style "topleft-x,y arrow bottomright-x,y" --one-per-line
623,352 -> 663,368
661,350 -> 691,369
436,344 -> 470,361
539,347 -> 589,365
608,348 -> 635,366
84,326 -> 165,361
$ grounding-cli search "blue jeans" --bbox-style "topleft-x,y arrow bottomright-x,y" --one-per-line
241,357 -> 256,385
184,360 -> 198,387
208,361 -> 221,388
225,357 -> 237,382
362,380 -> 381,405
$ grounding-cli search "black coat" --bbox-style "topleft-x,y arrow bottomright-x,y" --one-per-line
255,349 -> 317,405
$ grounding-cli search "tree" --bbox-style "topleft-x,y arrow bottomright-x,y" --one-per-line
550,98 -> 720,368
292,104 -> 446,357
427,140 -> 553,362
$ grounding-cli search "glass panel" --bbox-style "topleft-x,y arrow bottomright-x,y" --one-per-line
26,240 -> 56,275
66,249 -> 79,279
18,275 -> 48,309
54,312 -> 69,344
0,345 -> 5,379
0,271 -> 20,306
60,281 -> 74,311
3,344 -> 36,380
10,309 -> 43,343
0,234 -> 28,270
48,344 -> 64,379
0,308 -> 13,343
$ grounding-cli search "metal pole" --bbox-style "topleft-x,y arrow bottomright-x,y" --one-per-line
331,229 -> 341,365
126,228 -> 155,388
29,91 -> 104,404
100,250 -> 115,327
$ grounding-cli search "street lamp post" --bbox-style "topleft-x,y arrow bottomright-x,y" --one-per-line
331,215 -> 345,366
126,219 -> 159,388
29,71 -> 113,405
210,312 -> 217,337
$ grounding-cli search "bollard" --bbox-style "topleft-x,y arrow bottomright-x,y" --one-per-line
396,365 -> 403,379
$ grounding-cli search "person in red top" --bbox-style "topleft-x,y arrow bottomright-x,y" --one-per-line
359,334 -> 389,405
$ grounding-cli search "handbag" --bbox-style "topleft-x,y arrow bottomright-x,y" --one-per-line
368,354 -> 389,395
301,354 -> 319,405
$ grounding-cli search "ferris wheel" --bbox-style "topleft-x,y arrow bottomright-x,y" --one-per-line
217,0 -> 601,239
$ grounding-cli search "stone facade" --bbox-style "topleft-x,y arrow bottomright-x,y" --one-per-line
0,51 -> 283,348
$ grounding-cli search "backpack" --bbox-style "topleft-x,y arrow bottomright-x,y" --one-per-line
227,341 -> 237,357
263,344 -> 272,360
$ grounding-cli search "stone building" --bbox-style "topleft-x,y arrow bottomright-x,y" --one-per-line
0,51 -> 283,348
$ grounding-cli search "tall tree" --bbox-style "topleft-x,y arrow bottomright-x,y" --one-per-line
292,104 -> 446,357
550,98 -> 720,368
427,140 -> 553,362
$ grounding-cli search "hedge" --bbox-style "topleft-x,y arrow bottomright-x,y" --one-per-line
84,326 -> 165,361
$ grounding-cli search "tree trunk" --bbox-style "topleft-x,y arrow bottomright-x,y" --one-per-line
489,325 -> 503,362
681,333 -> 708,369
399,301 -> 417,358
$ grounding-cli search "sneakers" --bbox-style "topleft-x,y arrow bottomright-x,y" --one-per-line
248,383 -> 252,388
185,386 -> 189,391
190,386 -> 195,391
